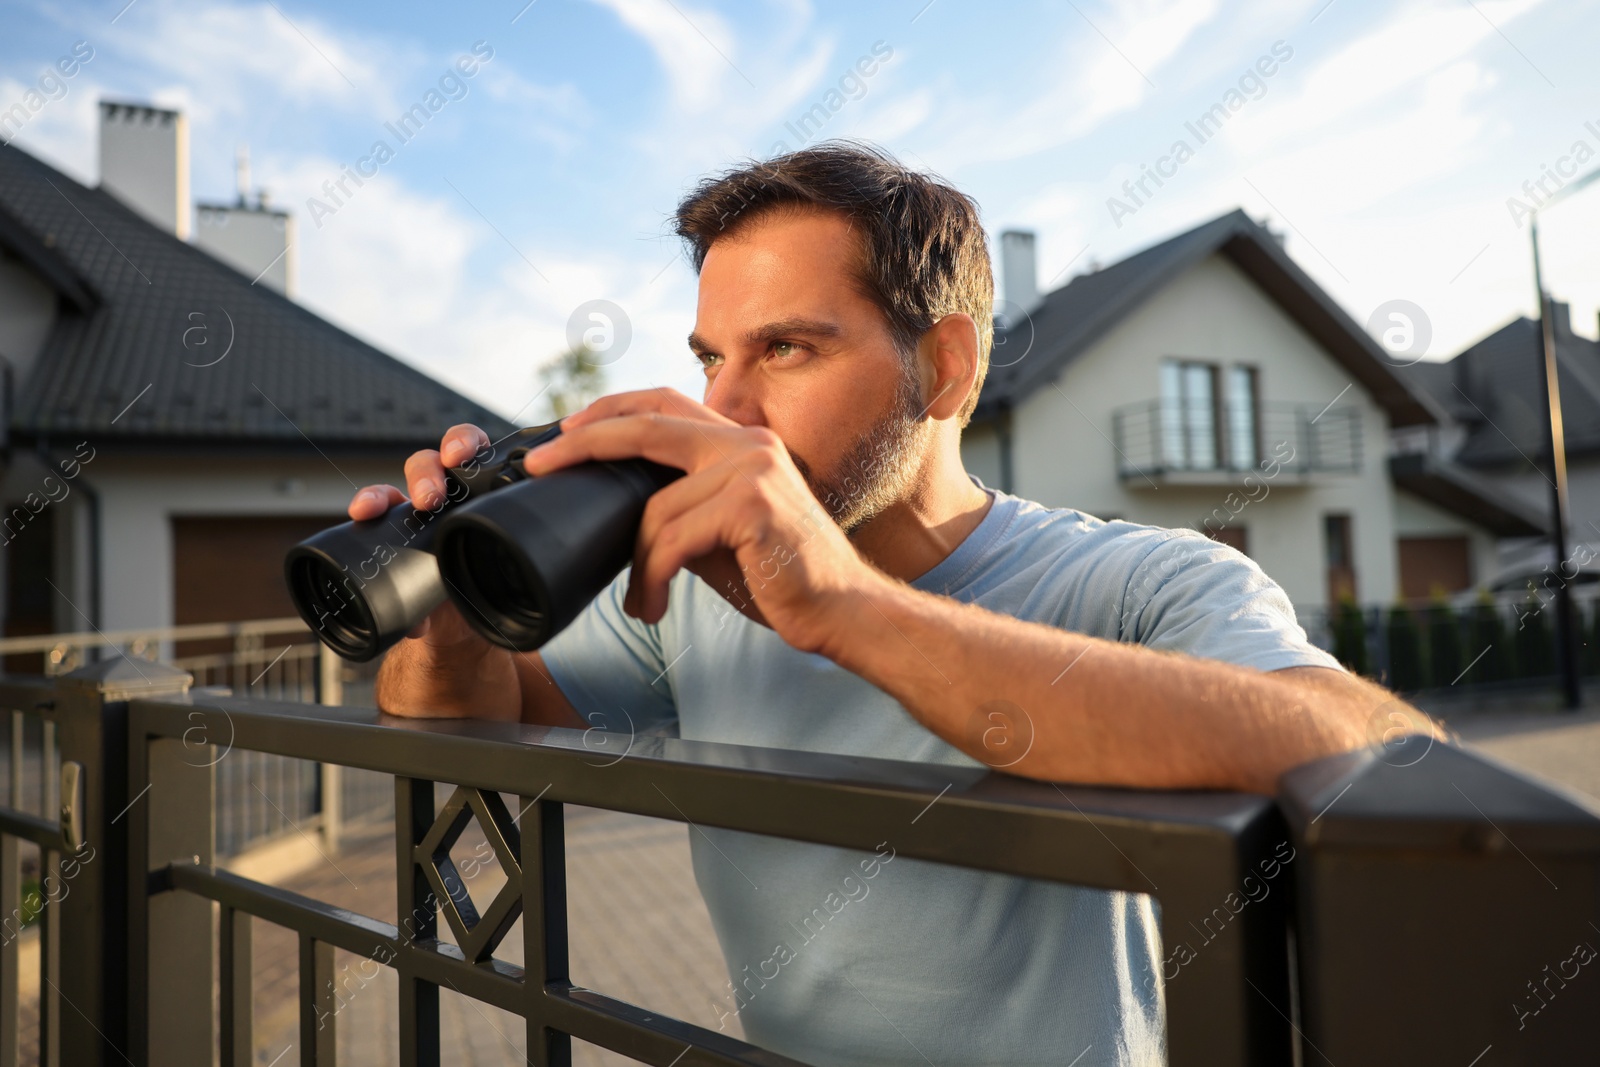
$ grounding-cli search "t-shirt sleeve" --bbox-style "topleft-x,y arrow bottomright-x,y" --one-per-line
538,566 -> 680,734
1122,531 -> 1345,673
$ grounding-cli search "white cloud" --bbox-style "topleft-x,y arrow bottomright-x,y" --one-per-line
1233,0 -> 1544,153
923,0 -> 1221,169
108,0 -> 411,124
261,152 -> 704,423
585,0 -> 743,113
0,73 -> 102,183
1242,61 -> 1493,218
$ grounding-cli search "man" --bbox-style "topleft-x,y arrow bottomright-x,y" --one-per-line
349,141 -> 1433,1065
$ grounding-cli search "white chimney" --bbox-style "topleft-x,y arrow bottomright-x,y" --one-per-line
194,202 -> 295,295
98,100 -> 190,239
193,145 -> 296,296
999,230 -> 1040,318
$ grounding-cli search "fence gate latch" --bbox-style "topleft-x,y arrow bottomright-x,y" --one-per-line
60,760 -> 84,852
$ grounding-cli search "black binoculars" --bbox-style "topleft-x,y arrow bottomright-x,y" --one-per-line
284,422 -> 682,662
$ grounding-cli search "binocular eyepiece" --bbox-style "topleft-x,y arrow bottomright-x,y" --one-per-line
285,422 -> 682,662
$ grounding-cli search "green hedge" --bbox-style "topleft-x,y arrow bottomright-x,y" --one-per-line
1338,593 -> 1589,693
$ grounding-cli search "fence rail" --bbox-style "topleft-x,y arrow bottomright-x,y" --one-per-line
0,619 -> 388,863
0,660 -> 1596,1065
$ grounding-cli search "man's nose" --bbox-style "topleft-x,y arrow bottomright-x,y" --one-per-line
702,359 -> 767,427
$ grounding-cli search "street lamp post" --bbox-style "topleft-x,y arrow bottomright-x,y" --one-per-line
1528,164 -> 1600,710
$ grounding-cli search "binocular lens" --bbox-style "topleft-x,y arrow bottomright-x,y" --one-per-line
287,554 -> 379,661
284,420 -> 680,662
445,525 -> 549,646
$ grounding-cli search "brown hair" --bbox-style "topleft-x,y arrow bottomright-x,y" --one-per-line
671,140 -> 993,427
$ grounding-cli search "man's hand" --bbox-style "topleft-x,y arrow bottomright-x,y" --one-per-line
523,387 -> 884,657
349,424 -> 525,724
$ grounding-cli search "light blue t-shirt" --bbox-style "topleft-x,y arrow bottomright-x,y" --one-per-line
540,476 -> 1342,1067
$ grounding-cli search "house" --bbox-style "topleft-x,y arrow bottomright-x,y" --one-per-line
1394,303 -> 1600,583
0,101 -> 513,641
962,209 -> 1545,613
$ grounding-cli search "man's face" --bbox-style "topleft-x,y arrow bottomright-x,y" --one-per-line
691,207 -> 931,534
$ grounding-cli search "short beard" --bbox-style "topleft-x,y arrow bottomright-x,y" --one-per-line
790,358 -> 929,535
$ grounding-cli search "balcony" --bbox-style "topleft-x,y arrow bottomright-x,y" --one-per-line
1111,399 -> 1362,486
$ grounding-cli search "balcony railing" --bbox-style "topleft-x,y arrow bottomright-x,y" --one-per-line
1111,399 -> 1361,483
0,661 -> 1595,1065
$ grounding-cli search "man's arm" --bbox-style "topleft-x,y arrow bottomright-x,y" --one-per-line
516,386 -> 1441,795
814,575 -> 1433,794
370,602 -> 586,728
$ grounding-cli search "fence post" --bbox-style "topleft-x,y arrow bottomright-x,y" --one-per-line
1280,738 -> 1600,1062
317,644 -> 343,854
52,658 -> 192,1067
120,663 -> 216,1067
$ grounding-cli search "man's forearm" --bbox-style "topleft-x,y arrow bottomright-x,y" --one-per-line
374,638 -> 522,722
818,573 -> 1382,793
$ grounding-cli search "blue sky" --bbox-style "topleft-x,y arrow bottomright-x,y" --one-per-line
4,0 -> 1599,421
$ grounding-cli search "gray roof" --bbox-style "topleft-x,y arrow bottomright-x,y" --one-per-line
1398,308 -> 1600,469
0,141 -> 514,449
973,208 -> 1440,427
1387,452 -> 1547,537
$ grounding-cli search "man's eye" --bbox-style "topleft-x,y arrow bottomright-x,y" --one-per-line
773,341 -> 803,359
695,352 -> 721,369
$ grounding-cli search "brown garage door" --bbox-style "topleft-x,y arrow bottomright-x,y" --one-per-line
1398,536 -> 1472,602
172,515 -> 345,625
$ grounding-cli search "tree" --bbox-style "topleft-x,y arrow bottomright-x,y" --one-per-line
536,343 -> 609,420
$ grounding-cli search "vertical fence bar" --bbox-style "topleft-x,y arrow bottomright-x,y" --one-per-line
0,831 -> 16,1067
0,709 -> 18,1067
298,934 -> 336,1066
220,905 -> 252,1067
37,850 -> 56,1067
523,798 -> 570,1067
317,645 -> 343,856
395,777 -> 439,1067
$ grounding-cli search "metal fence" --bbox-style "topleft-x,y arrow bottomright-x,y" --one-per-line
0,620 -> 390,859
0,661 -> 1596,1065
1300,587 -> 1600,694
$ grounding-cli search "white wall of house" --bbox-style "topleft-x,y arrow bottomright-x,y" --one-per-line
961,253 -> 1399,610
962,421 -> 1003,490
83,453 -> 398,631
1390,489 -> 1500,592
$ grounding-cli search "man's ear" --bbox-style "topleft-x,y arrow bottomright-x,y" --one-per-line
919,313 -> 979,421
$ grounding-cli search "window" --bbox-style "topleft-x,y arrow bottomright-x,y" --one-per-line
1160,360 -> 1259,471
1159,359 -> 1218,470
1325,513 -> 1357,603
1224,365 -> 1259,470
